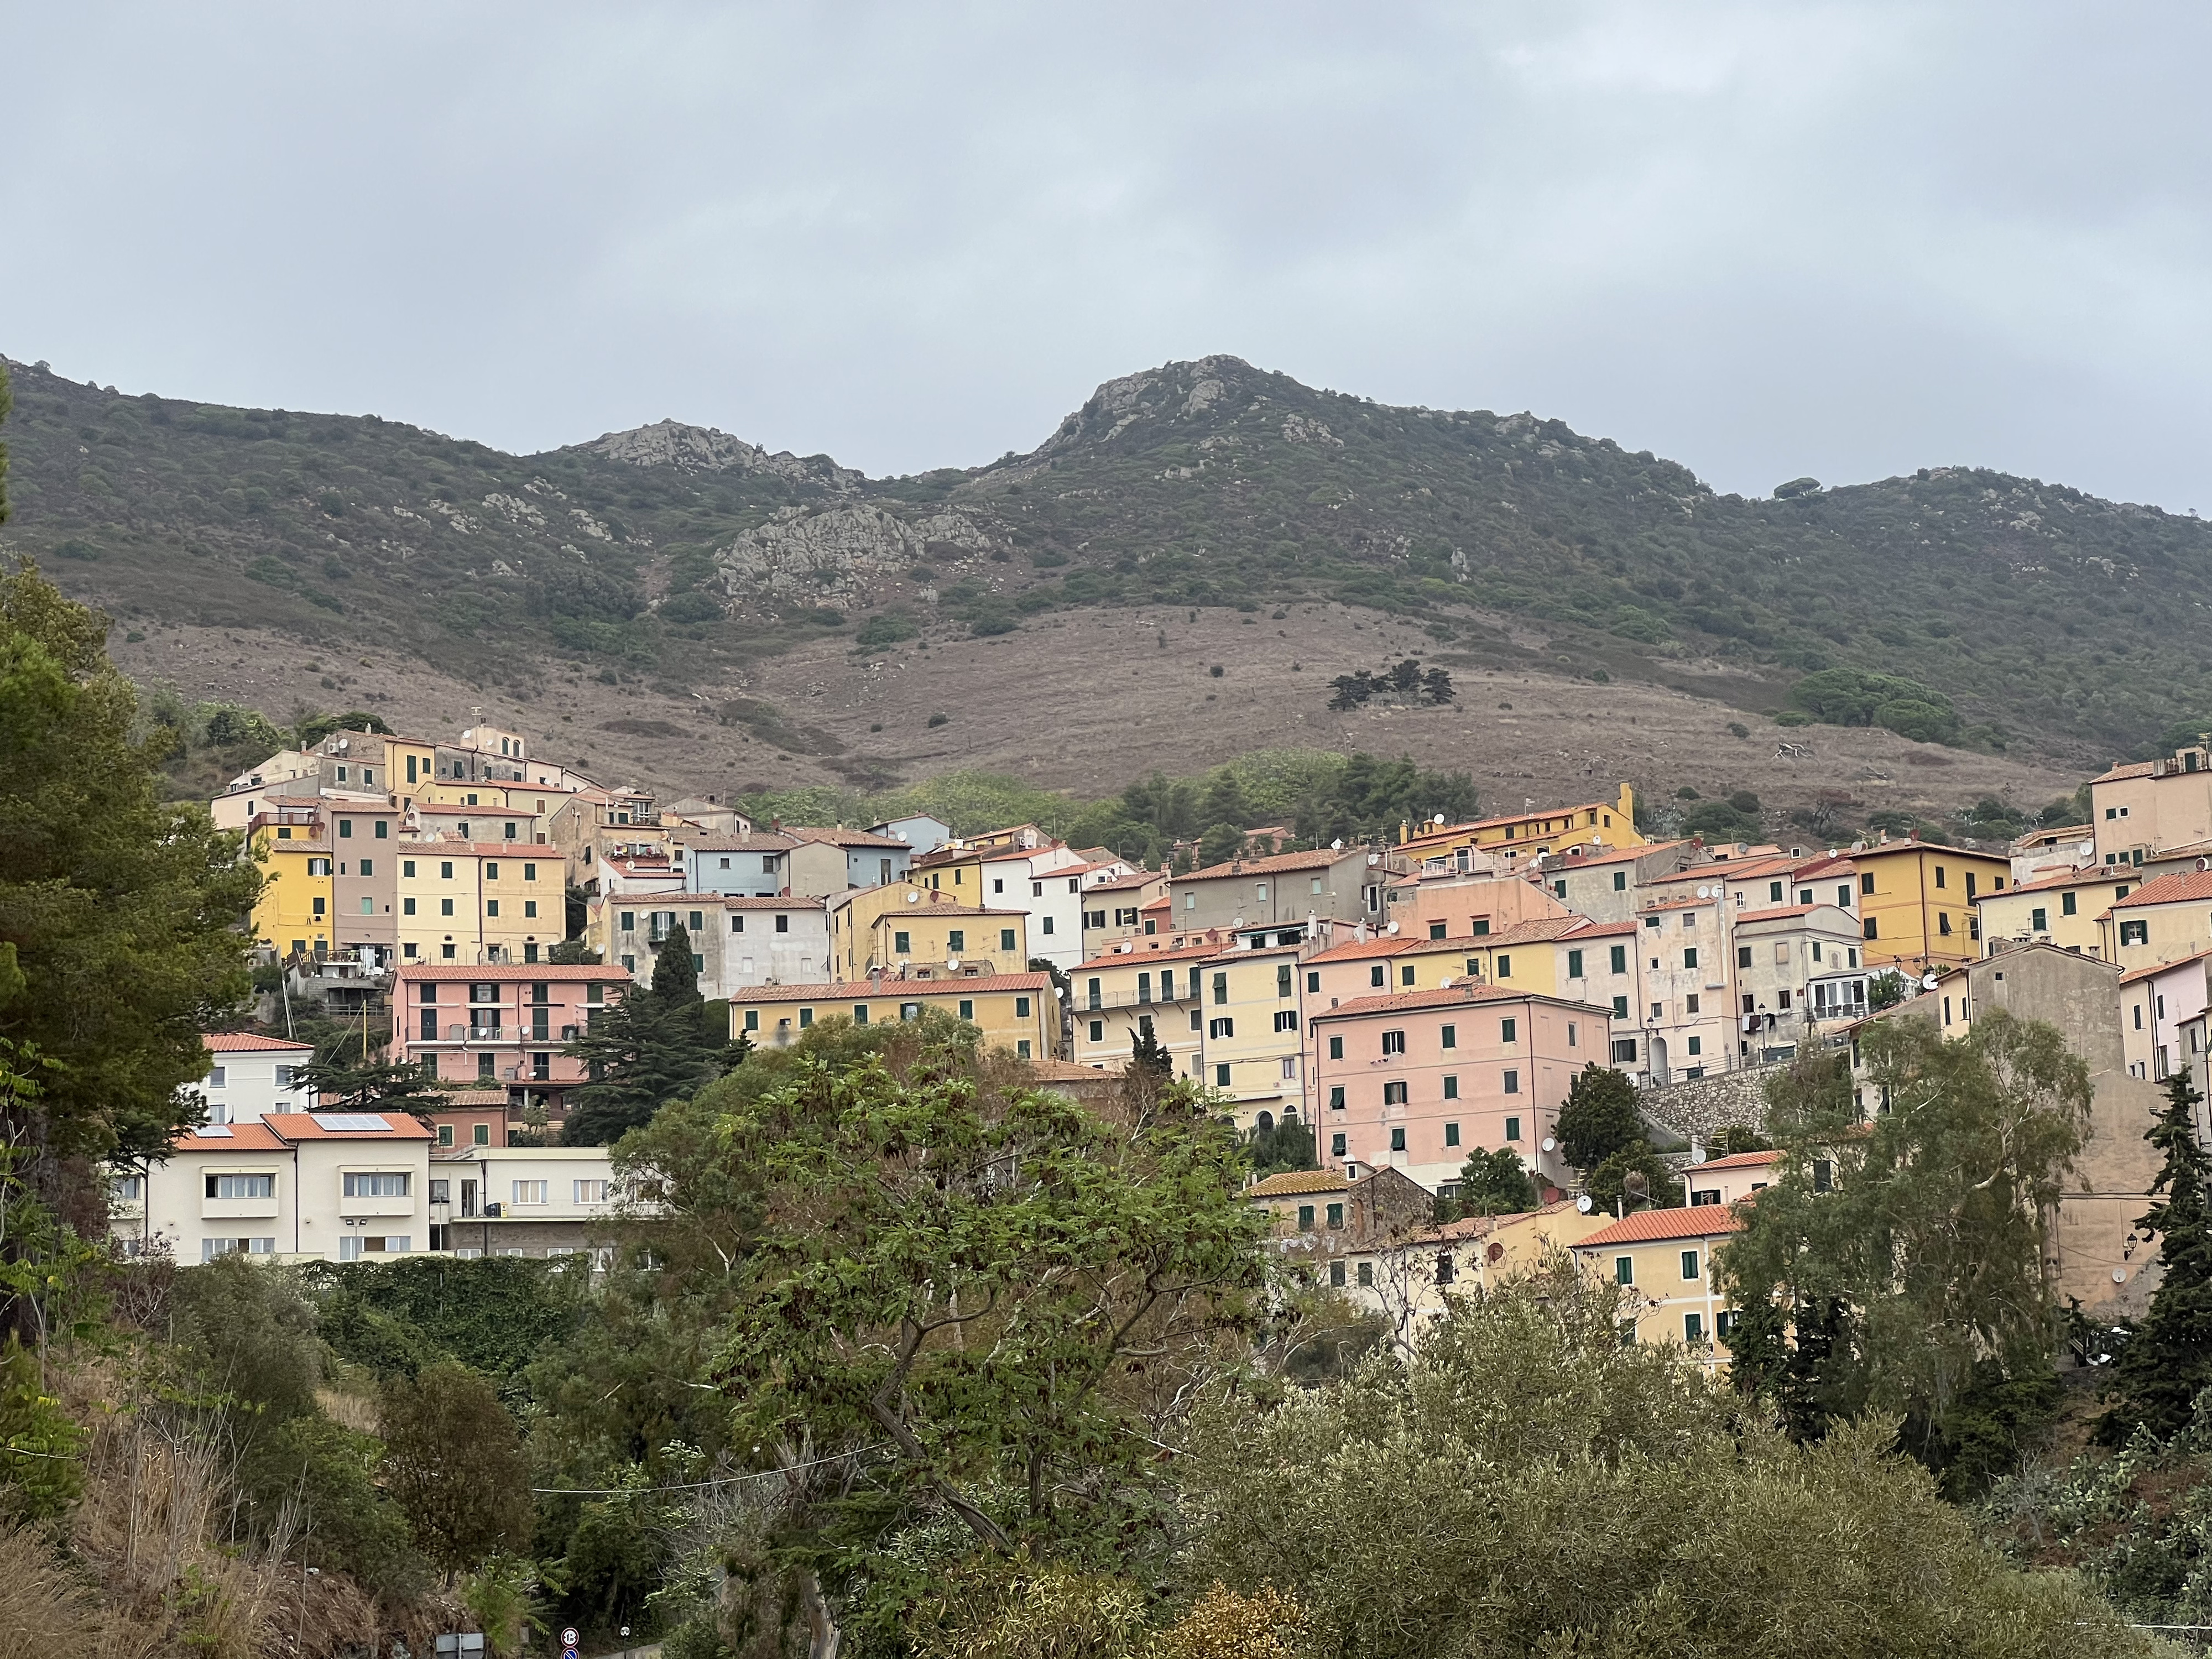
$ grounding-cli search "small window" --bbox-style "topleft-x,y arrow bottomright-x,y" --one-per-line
1615,1255 -> 1634,1286
1383,1081 -> 1408,1105
1444,1121 -> 1460,1146
1390,1126 -> 1407,1151
1503,1115 -> 1520,1141
1500,1018 -> 1517,1044
1441,1023 -> 1457,1049
1683,946 -> 1699,969
1567,948 -> 1584,978
1610,945 -> 1627,974
1357,1261 -> 1373,1287
1306,970 -> 1321,993
1327,1203 -> 1345,1230
1370,964 -> 1386,988
1381,1029 -> 1406,1056
1328,1035 -> 1344,1060
1681,1249 -> 1701,1281
1297,1204 -> 1315,1232
1503,1069 -> 1519,1094
1684,1312 -> 1706,1344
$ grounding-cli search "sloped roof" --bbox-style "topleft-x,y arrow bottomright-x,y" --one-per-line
784,826 -> 909,850
394,964 -> 634,983
175,1121 -> 288,1151
1183,848 -> 1355,881
1577,1206 -> 1744,1247
263,1112 -> 435,1141
205,1032 -> 314,1053
1303,933 -> 1480,964
734,974 -> 1051,1004
1246,1170 -> 1350,1198
1689,1149 -> 1781,1172
2114,870 -> 2212,909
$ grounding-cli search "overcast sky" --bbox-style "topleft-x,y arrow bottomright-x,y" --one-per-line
6,3 -> 2208,508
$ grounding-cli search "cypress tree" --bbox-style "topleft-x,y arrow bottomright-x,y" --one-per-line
2100,1071 -> 2212,1444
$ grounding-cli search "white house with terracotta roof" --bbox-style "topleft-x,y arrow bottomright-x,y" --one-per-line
114,1110 -> 434,1265
1683,1148 -> 1781,1208
192,1032 -> 319,1124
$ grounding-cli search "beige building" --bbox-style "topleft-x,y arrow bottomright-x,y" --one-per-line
430,1145 -> 621,1258
2090,740 -> 2212,869
1193,940 -> 1309,1128
731,973 -> 1056,1061
2099,870 -> 2212,978
114,1111 -> 435,1264
1572,1206 -> 1743,1369
1979,865 -> 2133,960
1173,847 -> 1387,936
1071,941 -> 1218,1079
826,886 -> 1032,982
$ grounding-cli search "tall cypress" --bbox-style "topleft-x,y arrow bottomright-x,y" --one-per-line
2100,1071 -> 2212,1443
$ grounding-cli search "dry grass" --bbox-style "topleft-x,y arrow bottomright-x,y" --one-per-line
7,1349 -> 462,1659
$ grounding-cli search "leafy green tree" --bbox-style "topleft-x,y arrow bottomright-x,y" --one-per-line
1449,1146 -> 1539,1215
169,1253 -> 322,1445
1246,1112 -> 1316,1176
0,562 -> 261,1305
1720,1013 -> 2088,1480
1583,1141 -> 1682,1214
562,924 -> 728,1145
300,1053 -> 448,1121
2099,1071 -> 2212,1445
1175,1259 -> 2156,1659
711,1038 -> 1266,1645
1196,821 -> 1245,868
292,708 -> 394,748
379,1361 -> 533,1583
1867,968 -> 1913,1011
1553,1063 -> 1644,1171
1128,1024 -> 1172,1089
1201,769 -> 1251,831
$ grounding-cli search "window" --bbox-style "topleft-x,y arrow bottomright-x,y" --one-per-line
1683,946 -> 1698,969
1611,1037 -> 1637,1062
1215,1063 -> 1232,1087
441,861 -> 453,879
359,858 -> 373,877
1306,970 -> 1321,993
1357,1261 -> 1374,1287
1500,1018 -> 1517,1044
1813,1159 -> 1834,1193
1769,881 -> 1783,902
1504,1115 -> 1520,1141
1331,1131 -> 1347,1156
1681,1249 -> 1701,1281
375,820 -> 388,839
1209,1017 -> 1235,1039
1687,1036 -> 1702,1056
1328,1035 -> 1343,1059
1863,917 -> 1878,940
1939,913 -> 1953,936
204,1172 -> 275,1199
1329,1259 -> 1347,1286
1935,867 -> 1947,889
1000,928 -> 1017,951
1610,944 -> 1627,974
1381,1029 -> 1406,1056
339,818 -> 353,839
1297,1204 -> 1315,1232
2062,891 -> 2078,917
207,1065 -> 228,1087
1369,964 -> 1386,988
1328,1086 -> 1345,1110
1684,1312 -> 1706,1344
1615,1255 -> 1634,1286
486,900 -> 499,918
1088,1019 -> 1104,1042
1273,1009 -> 1298,1032
473,1121 -> 491,1145
343,1172 -> 410,1197
1326,1203 -> 1345,1230
1496,954 -> 1511,978
1566,948 -> 1584,978
437,1124 -> 454,1147
2121,919 -> 2150,946
1861,872 -> 1876,895
204,1238 -> 276,1261
511,1180 -> 549,1205
1383,1081 -> 1408,1105
1441,1023 -> 1457,1049
1503,1069 -> 1520,1094
1737,945 -> 1752,968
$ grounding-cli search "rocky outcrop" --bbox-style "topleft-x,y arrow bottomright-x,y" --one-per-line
713,506 -> 996,605
576,420 -> 862,491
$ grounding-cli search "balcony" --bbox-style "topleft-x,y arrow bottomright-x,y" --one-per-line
202,1195 -> 280,1220
1078,987 -> 1194,1013
442,1024 -> 518,1043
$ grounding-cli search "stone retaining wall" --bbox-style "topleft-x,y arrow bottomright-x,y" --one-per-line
1638,1063 -> 1786,1146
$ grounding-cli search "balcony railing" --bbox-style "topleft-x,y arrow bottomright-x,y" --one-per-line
1077,987 -> 1197,1012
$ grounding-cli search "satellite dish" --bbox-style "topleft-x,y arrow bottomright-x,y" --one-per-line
1541,1136 -> 1557,1153
946,958 -> 959,970
1575,1194 -> 1593,1213
1696,884 -> 1712,899
1433,813 -> 1446,825
1921,972 -> 1940,989
1331,838 -> 1344,851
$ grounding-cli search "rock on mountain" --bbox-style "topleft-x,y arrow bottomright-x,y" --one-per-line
576,419 -> 861,491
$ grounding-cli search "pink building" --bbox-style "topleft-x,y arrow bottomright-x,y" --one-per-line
1307,979 -> 1600,1196
390,963 -> 635,1120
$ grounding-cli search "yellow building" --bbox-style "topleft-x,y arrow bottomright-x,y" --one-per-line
395,842 -> 560,966
730,973 -> 1055,1061
1193,942 -> 1306,1129
826,886 -> 1029,980
1396,783 -> 1643,870
1976,865 -> 2135,959
249,820 -> 335,957
911,844 -> 985,897
381,734 -> 442,798
2100,870 -> 2212,977
1461,915 -> 1600,997
1851,838 -> 2012,971
1071,941 -> 1217,1079
1570,1205 -> 1743,1370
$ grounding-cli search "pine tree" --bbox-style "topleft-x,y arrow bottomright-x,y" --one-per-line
560,924 -> 725,1146
2100,1071 -> 2212,1444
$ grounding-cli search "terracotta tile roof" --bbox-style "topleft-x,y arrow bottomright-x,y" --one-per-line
1082,941 -> 1227,967
782,826 -> 909,850
1311,980 -> 1573,1020
1689,1149 -> 1780,1172
1791,853 -> 1858,880
176,1121 -> 288,1151
2094,761 -> 2158,784
1402,799 -> 1616,841
1026,1058 -> 1119,1082
1733,904 -> 1828,924
205,1032 -> 315,1052
2000,865 -> 2113,895
1412,1198 -> 1579,1243
1576,1206 -> 1744,1247
394,964 -> 634,982
1183,848 -> 1358,881
1246,1170 -> 1351,1198
2113,870 -> 2212,909
734,973 -> 1051,1004
1547,839 -> 1693,869
1303,934 -> 1482,964
1089,870 -> 1164,892
1562,918 -> 1641,938
263,1112 -> 435,1141
431,1090 -> 510,1108
262,838 -> 333,854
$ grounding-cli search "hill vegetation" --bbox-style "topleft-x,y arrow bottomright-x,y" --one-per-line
8,353 -> 2212,764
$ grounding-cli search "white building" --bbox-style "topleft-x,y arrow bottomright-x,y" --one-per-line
591,893 -> 833,993
192,1032 -> 319,1123
428,1145 -> 621,1258
114,1110 -> 434,1264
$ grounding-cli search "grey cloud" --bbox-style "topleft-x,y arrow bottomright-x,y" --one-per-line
3,1 -> 2208,511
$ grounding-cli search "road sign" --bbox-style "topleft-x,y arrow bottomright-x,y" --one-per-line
561,1648 -> 578,1659
561,1633 -> 580,1650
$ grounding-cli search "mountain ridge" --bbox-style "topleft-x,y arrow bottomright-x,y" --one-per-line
3,350 -> 2208,775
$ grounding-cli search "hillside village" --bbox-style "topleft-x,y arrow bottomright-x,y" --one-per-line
134,707 -> 2212,1374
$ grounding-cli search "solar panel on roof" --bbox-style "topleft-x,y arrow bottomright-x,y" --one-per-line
197,1124 -> 234,1137
316,1113 -> 392,1132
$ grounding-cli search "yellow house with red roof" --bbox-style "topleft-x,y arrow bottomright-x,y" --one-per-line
1977,864 -> 2134,958
826,885 -> 1032,980
1852,837 -> 2011,972
2099,869 -> 2212,977
1395,783 -> 1642,871
1072,940 -> 1220,1079
729,973 -> 1055,1061
1571,1204 -> 1744,1367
